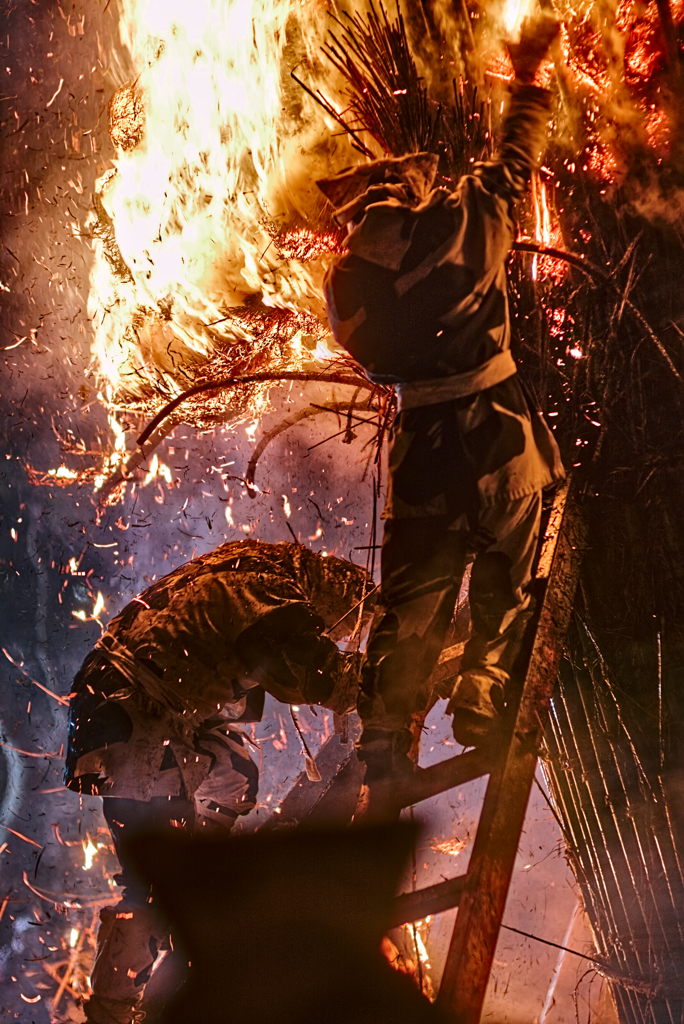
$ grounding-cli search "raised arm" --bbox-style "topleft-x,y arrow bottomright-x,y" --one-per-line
475,14 -> 560,205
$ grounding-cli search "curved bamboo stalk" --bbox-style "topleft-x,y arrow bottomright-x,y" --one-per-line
244,399 -> 380,497
513,242 -> 682,382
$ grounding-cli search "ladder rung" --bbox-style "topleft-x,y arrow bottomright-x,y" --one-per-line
389,873 -> 467,929
397,746 -> 495,809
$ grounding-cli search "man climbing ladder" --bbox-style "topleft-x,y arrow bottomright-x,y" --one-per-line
317,14 -> 564,801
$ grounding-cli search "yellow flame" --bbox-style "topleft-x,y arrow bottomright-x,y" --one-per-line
82,839 -> 99,871
414,930 -> 430,965
406,916 -> 433,970
93,411 -> 129,492
531,177 -> 554,281
72,592 -> 106,623
539,182 -> 552,246
530,176 -> 566,284
532,178 -> 541,280
142,452 -> 173,487
69,928 -> 79,948
89,0 -> 350,409
142,452 -> 159,486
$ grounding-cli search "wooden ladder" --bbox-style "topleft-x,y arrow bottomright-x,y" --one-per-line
394,476 -> 586,1022
269,477 -> 586,1024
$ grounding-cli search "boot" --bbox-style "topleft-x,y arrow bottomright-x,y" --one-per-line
355,727 -> 416,822
448,666 -> 507,748
84,994 -> 145,1024
87,903 -> 166,1023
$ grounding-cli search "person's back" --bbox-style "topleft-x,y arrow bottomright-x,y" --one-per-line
322,157 -> 519,384
82,540 -> 369,724
64,540 -> 372,1024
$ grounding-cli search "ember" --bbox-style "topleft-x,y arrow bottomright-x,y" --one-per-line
2,0 -> 684,1021
108,84 -> 145,152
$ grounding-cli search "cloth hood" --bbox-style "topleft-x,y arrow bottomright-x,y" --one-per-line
317,153 -> 439,225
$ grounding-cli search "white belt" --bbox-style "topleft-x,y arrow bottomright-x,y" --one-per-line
396,349 -> 517,410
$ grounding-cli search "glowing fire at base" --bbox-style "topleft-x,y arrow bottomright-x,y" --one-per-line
82,838 -> 106,871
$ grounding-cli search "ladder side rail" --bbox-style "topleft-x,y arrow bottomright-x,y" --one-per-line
437,479 -> 587,1024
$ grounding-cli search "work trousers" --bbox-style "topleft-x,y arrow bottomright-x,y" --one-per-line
357,492 -> 542,734
89,783 -> 246,1017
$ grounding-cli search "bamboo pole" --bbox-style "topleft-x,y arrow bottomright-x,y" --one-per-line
544,637 -> 684,1024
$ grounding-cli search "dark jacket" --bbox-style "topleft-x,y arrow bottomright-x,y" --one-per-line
320,84 -> 564,515
64,541 -> 371,798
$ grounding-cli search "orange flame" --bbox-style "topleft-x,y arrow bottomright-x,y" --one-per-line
531,176 -> 566,284
89,0 -> 350,420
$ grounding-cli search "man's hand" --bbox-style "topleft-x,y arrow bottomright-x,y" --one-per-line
507,13 -> 560,84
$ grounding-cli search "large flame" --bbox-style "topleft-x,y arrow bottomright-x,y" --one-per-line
70,0 -> 683,505
89,0 -> 351,421
89,0 -> 678,412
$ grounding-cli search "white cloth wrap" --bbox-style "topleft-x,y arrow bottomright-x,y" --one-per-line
395,349 -> 517,410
